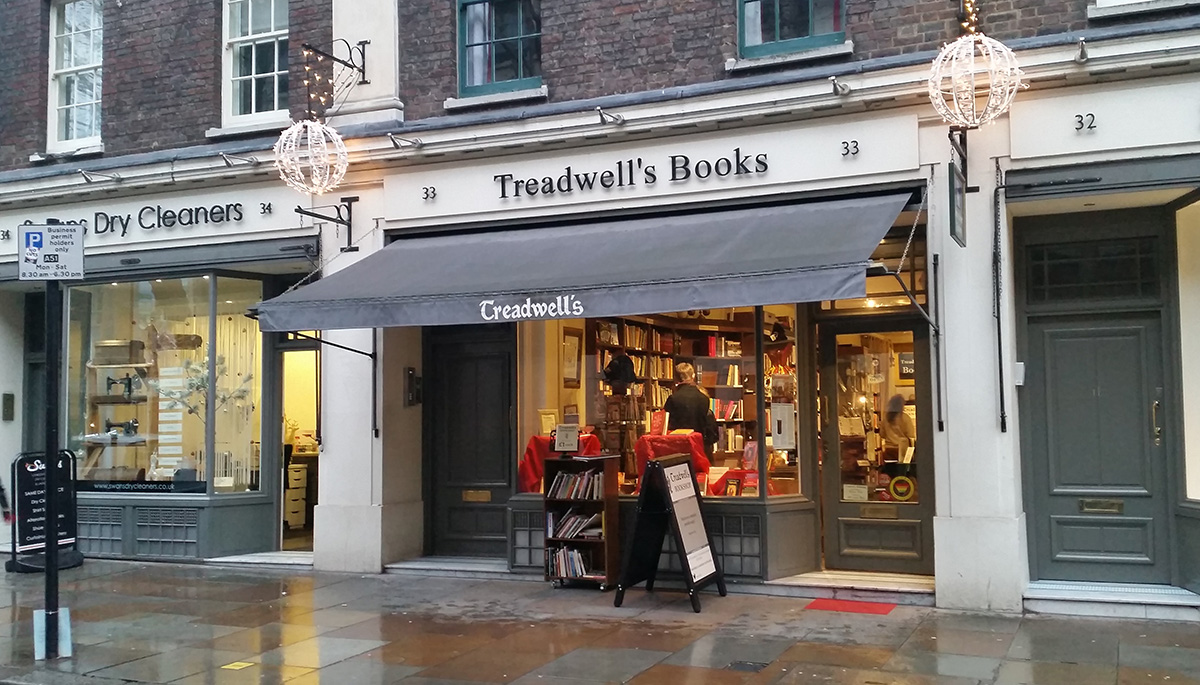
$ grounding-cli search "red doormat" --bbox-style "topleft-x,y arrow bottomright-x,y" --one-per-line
805,598 -> 897,615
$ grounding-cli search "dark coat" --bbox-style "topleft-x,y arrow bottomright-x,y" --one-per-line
665,383 -> 718,451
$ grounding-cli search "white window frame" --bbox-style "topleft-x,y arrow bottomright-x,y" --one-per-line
221,0 -> 290,129
47,0 -> 103,154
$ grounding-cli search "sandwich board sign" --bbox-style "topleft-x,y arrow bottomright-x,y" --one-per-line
18,222 -> 85,281
613,453 -> 726,612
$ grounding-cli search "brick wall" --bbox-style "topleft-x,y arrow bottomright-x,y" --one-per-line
102,0 -> 222,157
0,0 -> 1196,172
0,0 -> 330,173
398,0 -> 1199,121
0,1 -> 50,170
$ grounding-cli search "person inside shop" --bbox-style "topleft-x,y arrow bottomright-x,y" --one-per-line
881,393 -> 916,464
665,362 -> 719,457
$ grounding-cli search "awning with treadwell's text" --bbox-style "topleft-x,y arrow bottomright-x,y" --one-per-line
254,193 -> 910,332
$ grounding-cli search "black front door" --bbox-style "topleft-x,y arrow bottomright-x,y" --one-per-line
1018,209 -> 1176,585
819,319 -> 935,575
425,324 -> 516,557
1025,312 -> 1171,583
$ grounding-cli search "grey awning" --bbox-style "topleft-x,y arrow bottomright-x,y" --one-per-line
256,194 -> 909,331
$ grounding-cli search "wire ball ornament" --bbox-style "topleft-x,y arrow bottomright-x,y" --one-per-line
273,119 -> 350,195
928,33 -> 1025,129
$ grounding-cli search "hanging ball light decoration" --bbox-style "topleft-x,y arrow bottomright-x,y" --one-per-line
928,32 -> 1025,128
273,119 -> 350,195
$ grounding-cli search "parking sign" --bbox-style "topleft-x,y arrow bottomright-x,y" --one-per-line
18,223 -> 84,281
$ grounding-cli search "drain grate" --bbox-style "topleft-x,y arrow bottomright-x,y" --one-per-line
727,661 -> 769,672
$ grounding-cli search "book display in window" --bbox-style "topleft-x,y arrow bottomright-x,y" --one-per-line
543,454 -> 620,589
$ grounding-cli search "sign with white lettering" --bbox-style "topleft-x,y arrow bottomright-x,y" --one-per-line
13,453 -> 76,553
18,224 -> 84,281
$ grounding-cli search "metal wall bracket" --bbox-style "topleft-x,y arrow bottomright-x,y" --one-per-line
294,196 -> 360,253
302,39 -> 370,85
949,127 -> 979,193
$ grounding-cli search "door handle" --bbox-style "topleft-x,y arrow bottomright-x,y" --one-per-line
1152,400 -> 1162,446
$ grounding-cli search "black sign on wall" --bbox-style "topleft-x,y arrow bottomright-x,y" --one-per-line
12,451 -> 77,553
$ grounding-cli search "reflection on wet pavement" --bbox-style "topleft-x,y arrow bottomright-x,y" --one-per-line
0,560 -> 1194,684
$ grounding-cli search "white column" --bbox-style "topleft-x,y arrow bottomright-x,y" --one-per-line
924,120 -> 1029,612
328,0 -> 404,127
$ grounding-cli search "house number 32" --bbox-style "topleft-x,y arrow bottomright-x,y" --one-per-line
1074,113 -> 1097,131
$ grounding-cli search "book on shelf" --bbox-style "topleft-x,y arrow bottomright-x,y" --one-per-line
548,547 -> 599,579
551,511 -> 602,538
724,340 -> 742,357
707,334 -> 718,357
725,363 -> 740,386
597,322 -> 620,346
546,468 -> 603,499
708,398 -> 743,421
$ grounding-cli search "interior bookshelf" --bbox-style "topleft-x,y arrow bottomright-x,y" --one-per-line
586,314 -> 758,475
543,455 -> 620,589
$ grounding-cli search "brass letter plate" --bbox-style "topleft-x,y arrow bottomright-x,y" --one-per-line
860,504 -> 899,520
462,490 -> 492,503
1078,498 -> 1123,514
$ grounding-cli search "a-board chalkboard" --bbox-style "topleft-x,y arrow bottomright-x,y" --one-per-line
7,451 -> 83,573
613,453 -> 726,612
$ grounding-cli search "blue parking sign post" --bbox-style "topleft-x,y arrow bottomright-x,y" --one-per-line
17,220 -> 84,659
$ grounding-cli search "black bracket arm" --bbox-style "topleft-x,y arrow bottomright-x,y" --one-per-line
302,40 -> 370,85
295,196 -> 359,253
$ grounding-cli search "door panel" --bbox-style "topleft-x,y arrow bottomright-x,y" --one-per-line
1026,314 -> 1170,583
427,325 -> 515,558
820,323 -> 934,575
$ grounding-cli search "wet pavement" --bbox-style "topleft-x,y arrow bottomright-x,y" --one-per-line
0,560 -> 1195,683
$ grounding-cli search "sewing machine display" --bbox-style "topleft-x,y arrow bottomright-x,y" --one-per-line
81,348 -> 154,478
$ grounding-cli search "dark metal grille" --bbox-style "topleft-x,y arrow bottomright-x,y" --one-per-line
1027,238 -> 1158,304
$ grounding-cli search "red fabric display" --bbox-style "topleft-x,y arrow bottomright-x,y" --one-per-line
517,434 -> 602,493
634,432 -> 711,485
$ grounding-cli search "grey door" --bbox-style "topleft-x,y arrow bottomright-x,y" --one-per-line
425,324 -> 516,557
1025,313 -> 1171,583
819,320 -> 935,575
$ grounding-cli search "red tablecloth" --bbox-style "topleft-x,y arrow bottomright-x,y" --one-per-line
634,432 -> 711,485
517,434 -> 602,493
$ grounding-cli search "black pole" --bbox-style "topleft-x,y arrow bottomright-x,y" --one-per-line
43,279 -> 62,659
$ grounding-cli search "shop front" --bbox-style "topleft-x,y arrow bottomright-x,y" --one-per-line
257,111 -> 944,586
0,182 -> 320,560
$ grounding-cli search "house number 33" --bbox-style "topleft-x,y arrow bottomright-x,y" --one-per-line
841,140 -> 860,156
422,187 -> 437,200
1074,113 -> 1097,131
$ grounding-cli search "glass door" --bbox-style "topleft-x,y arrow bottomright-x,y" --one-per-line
281,347 -> 319,551
819,322 -> 934,575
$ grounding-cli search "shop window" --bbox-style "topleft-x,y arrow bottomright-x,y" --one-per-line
458,0 -> 542,97
223,0 -> 289,126
48,0 -> 103,152
66,276 -> 263,493
516,306 -> 805,499
832,331 -> 919,504
213,278 -> 263,493
739,0 -> 844,59
764,304 -> 801,497
1027,239 -> 1159,304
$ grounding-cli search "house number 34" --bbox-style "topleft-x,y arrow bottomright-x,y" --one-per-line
1074,113 -> 1097,131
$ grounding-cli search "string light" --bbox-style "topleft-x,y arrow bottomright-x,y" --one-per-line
927,0 -> 1025,128
273,120 -> 349,196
